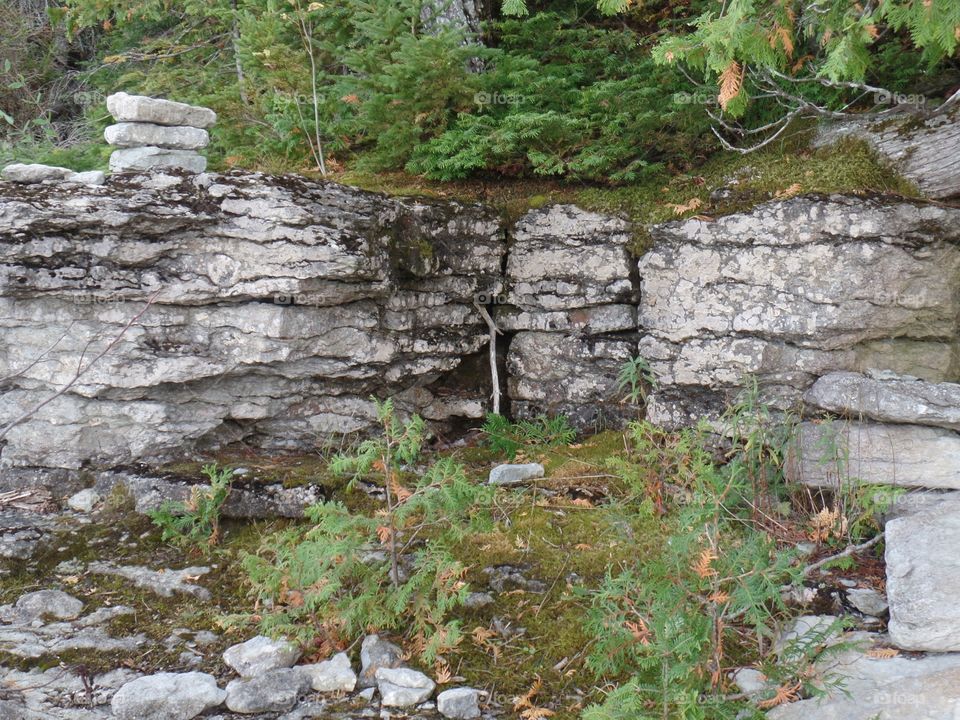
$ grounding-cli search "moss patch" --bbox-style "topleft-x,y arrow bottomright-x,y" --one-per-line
333,137 -> 917,243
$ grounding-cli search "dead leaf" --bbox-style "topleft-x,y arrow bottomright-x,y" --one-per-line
867,647 -> 900,659
666,197 -> 703,215
758,682 -> 802,709
692,548 -> 718,578
717,60 -> 744,111
775,182 -> 803,199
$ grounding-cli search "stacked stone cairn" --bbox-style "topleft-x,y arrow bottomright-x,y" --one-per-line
105,92 -> 216,173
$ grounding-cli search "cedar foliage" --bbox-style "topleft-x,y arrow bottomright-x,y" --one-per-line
583,391 -> 848,719
239,398 -> 493,664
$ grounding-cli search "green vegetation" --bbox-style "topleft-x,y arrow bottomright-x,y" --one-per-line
239,399 -> 494,664
3,0 -> 954,192
482,412 -> 578,460
148,463 -> 234,549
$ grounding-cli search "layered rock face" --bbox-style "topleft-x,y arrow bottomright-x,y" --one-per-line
0,172 -> 503,470
498,205 -> 639,428
639,195 -> 960,427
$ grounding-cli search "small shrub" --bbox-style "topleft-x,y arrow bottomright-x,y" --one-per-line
240,398 -> 493,664
148,463 -> 233,549
481,412 -> 577,460
584,392 -> 847,719
617,355 -> 657,405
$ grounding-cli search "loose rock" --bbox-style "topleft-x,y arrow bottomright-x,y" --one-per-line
224,668 -> 310,714
106,92 -> 217,128
110,671 -> 226,720
359,634 -> 403,688
787,421 -> 960,490
300,652 -> 357,692
66,489 -> 100,513
105,122 -> 210,150
109,146 -> 207,173
1,163 -> 74,184
223,635 -> 301,678
886,501 -> 960,651
488,463 -> 545,486
845,588 -> 888,618
437,687 -> 481,719
375,667 -> 436,707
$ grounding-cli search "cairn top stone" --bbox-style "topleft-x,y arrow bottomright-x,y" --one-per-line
106,92 -> 217,129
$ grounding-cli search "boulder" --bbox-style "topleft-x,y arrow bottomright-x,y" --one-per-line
437,687 -> 482,719
224,668 -> 311,714
639,196 -> 960,427
110,671 -> 226,720
886,501 -> 960,651
845,588 -> 888,618
106,92 -> 217,128
806,371 -> 960,431
375,667 -> 436,707
105,122 -> 210,150
222,635 -> 301,678
109,146 -> 207,173
812,103 -> 960,199
300,652 -> 357,692
488,463 -> 544,486
787,421 -> 960,490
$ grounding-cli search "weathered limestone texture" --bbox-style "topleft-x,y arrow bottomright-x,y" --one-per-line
0,172 -> 504,470
638,195 -> 960,427
498,205 -> 639,428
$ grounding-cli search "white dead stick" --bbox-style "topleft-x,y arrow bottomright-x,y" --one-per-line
472,301 -> 502,415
